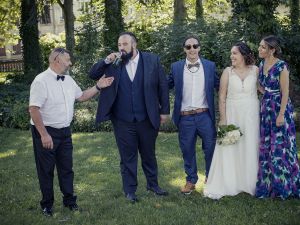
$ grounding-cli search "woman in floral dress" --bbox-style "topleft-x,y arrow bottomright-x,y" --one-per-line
256,35 -> 300,199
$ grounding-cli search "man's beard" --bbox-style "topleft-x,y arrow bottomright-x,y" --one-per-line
121,47 -> 134,64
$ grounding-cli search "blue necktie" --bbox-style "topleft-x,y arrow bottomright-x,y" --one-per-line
57,75 -> 65,81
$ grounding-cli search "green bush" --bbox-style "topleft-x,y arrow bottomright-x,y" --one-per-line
0,83 -> 30,129
72,100 -> 105,132
39,33 -> 65,69
2,13 -> 300,132
10,101 -> 30,129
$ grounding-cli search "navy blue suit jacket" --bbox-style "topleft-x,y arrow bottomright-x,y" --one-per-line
89,52 -> 170,130
168,58 -> 219,127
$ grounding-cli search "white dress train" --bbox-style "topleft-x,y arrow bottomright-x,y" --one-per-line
203,66 -> 260,199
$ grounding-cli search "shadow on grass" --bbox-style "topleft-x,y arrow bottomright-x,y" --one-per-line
1,128 -> 299,225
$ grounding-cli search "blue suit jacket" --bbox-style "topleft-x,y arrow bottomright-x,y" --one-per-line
168,58 -> 219,127
89,52 -> 170,130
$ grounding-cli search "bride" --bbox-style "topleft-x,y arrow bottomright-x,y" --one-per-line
204,42 -> 260,199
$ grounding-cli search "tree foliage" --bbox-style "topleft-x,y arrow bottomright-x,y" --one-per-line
231,0 -> 281,41
289,0 -> 300,31
0,0 -> 20,47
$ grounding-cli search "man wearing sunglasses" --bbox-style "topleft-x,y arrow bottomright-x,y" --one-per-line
89,32 -> 170,203
29,48 -> 114,216
168,35 -> 219,194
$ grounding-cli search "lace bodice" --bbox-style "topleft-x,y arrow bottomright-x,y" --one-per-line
227,66 -> 258,100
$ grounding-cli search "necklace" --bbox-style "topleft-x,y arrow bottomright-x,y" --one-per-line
185,62 -> 200,73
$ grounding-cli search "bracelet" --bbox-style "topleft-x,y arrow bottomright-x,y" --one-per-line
95,84 -> 101,91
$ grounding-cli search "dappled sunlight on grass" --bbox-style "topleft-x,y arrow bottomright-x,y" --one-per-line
168,173 -> 206,190
75,182 -> 91,193
75,147 -> 91,155
87,155 -> 107,163
72,132 -> 100,140
169,177 -> 185,188
1,128 -> 300,225
0,149 -> 16,158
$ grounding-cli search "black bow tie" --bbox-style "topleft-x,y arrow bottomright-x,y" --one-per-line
57,75 -> 65,81
187,62 -> 200,69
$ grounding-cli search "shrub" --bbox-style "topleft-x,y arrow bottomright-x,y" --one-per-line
10,101 -> 30,129
39,33 -> 65,69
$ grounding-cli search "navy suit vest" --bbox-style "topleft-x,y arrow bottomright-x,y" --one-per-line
112,57 -> 147,122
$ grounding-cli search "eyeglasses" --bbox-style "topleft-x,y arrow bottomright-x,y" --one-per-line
184,44 -> 200,50
54,49 -> 65,61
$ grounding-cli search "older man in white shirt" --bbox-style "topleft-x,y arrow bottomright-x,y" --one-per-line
29,48 -> 113,216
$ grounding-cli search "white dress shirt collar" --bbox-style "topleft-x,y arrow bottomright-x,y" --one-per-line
126,51 -> 140,81
130,50 -> 140,65
48,67 -> 59,80
185,58 -> 201,65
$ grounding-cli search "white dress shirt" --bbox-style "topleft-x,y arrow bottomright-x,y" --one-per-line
126,51 -> 140,81
29,68 -> 83,128
181,59 -> 208,111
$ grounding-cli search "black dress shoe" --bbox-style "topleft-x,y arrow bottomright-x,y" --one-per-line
64,203 -> 79,211
125,193 -> 138,203
147,186 -> 168,196
42,207 -> 53,217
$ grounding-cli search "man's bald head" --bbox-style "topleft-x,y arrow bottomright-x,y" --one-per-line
49,48 -> 70,64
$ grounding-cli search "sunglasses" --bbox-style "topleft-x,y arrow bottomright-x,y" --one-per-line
184,44 -> 200,50
54,49 -> 65,61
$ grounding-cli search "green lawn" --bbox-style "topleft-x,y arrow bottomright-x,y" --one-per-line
0,127 -> 299,225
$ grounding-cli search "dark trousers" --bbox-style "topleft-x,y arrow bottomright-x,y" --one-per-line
178,111 -> 216,184
112,118 -> 159,194
31,125 -> 76,209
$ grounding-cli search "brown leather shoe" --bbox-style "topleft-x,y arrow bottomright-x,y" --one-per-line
180,182 -> 195,195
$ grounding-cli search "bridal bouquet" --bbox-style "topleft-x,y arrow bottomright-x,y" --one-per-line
217,124 -> 243,145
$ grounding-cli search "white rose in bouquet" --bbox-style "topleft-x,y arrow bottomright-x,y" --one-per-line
217,124 -> 243,146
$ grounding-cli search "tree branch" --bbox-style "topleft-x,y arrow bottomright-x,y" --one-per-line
56,0 -> 64,9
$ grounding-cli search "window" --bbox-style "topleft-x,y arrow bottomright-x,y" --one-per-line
40,4 -> 51,24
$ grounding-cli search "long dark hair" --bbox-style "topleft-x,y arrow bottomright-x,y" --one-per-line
233,42 -> 255,65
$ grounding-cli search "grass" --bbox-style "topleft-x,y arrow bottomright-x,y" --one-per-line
0,127 -> 299,225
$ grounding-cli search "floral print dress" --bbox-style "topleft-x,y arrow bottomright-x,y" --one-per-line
255,60 -> 300,199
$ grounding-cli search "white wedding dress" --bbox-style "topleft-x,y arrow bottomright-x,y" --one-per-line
204,66 -> 259,199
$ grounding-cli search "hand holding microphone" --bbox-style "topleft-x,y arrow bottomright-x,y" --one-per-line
104,51 -> 125,66
113,51 -> 124,66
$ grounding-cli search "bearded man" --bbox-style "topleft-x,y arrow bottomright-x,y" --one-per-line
89,32 -> 170,203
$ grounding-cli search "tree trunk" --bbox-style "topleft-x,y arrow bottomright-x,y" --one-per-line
104,0 -> 124,54
20,0 -> 43,82
57,0 -> 75,58
173,0 -> 187,24
195,0 -> 203,19
290,0 -> 300,31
